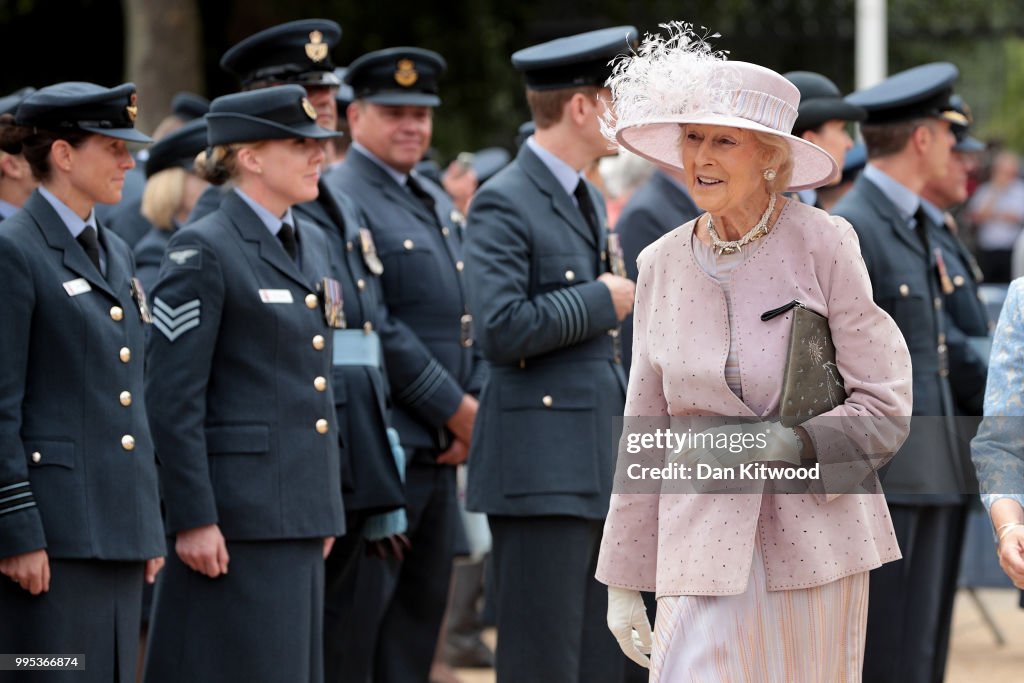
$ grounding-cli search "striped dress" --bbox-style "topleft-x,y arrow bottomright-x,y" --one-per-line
647,231 -> 870,683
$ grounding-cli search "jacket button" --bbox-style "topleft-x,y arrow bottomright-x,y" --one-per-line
122,435 -> 135,451
363,321 -> 373,334
565,270 -> 575,282
403,239 -> 414,250
119,391 -> 132,407
953,275 -> 965,287
898,284 -> 909,297
442,227 -> 450,237
305,293 -> 318,309
357,279 -> 365,291
110,306 -> 124,321
934,297 -> 942,310
119,347 -> 131,363
456,261 -> 464,272
316,419 -> 329,434
542,395 -> 553,407
31,451 -> 41,463
346,241 -> 354,252
312,335 -> 325,350
314,376 -> 327,392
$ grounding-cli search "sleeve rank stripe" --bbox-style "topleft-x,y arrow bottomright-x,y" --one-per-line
547,290 -> 574,347
566,287 -> 590,342
407,368 -> 448,407
0,500 -> 36,516
0,481 -> 30,494
398,359 -> 444,403
0,491 -> 33,506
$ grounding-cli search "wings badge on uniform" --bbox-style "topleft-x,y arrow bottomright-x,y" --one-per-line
152,296 -> 201,342
166,248 -> 201,269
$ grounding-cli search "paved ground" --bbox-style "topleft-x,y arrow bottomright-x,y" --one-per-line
454,588 -> 1024,682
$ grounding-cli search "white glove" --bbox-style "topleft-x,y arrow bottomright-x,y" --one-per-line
607,586 -> 652,669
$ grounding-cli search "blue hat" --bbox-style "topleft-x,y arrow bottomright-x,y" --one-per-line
846,63 -> 965,126
333,68 -> 355,109
471,147 -> 511,184
512,26 -> 638,90
221,19 -> 342,88
145,118 -> 207,177
784,71 -> 866,134
345,47 -> 446,107
206,85 -> 341,146
15,82 -> 152,143
948,95 -> 985,153
170,92 -> 210,121
0,87 -> 35,117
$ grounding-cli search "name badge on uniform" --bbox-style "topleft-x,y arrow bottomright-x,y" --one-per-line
460,313 -> 474,348
130,277 -> 153,323
359,228 -> 384,276
319,277 -> 346,329
259,289 -> 294,304
606,233 -> 628,278
62,277 -> 92,297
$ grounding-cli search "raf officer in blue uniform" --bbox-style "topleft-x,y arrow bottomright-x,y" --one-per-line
831,63 -> 974,683
142,86 -> 345,683
0,88 -> 37,220
784,71 -> 866,209
464,27 -> 638,683
0,82 -> 165,683
326,47 -> 484,683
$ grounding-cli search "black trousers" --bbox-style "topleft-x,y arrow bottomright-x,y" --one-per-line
862,503 -> 969,683
0,559 -> 144,683
489,515 -> 628,683
324,460 -> 459,683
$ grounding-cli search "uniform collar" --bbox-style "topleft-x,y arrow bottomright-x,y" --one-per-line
350,142 -> 408,186
797,188 -> 818,206
526,136 -> 584,201
233,188 -> 295,237
38,185 -> 97,239
863,164 -> 919,227
0,198 -> 19,219
919,197 -> 945,228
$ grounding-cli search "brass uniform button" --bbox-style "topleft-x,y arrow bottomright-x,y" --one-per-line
305,293 -> 318,309
934,296 -> 942,310
119,347 -> 131,363
601,250 -> 607,262
403,239 -> 414,250
953,275 -> 965,287
122,435 -> 135,451
357,279 -> 366,291
316,419 -> 329,434
110,306 -> 124,321
346,241 -> 354,252
456,261 -> 464,272
314,376 -> 327,392
363,321 -> 373,334
542,395 -> 553,408
312,335 -> 325,350
442,227 -> 450,237
31,451 -> 41,464
898,284 -> 909,297
565,270 -> 575,282
119,391 -> 132,407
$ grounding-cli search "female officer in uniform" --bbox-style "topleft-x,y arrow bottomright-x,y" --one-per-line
0,82 -> 165,682
142,85 -> 345,683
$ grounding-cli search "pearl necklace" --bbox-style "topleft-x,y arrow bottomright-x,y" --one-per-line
706,192 -> 777,255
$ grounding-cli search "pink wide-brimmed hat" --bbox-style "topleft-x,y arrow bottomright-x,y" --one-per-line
605,24 -> 840,191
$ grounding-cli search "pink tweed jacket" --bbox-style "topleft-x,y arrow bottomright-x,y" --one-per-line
595,199 -> 912,597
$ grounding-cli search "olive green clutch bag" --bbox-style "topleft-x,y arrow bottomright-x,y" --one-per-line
761,300 -> 847,428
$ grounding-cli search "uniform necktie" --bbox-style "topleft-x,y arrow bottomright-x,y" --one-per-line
77,225 -> 102,273
573,179 -> 601,245
913,207 -> 932,254
406,175 -> 436,214
278,223 -> 298,262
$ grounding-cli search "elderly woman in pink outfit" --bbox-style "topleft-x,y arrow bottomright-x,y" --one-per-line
595,26 -> 913,682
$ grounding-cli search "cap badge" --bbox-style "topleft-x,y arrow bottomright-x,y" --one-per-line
126,93 -> 138,123
395,59 -> 419,87
305,30 -> 328,63
301,97 -> 318,121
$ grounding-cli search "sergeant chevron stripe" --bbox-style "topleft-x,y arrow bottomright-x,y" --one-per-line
153,297 -> 201,342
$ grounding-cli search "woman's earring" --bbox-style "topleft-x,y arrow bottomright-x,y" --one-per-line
763,168 -> 777,182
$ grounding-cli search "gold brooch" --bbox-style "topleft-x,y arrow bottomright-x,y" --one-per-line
305,30 -> 328,63
394,59 -> 418,87
125,93 -> 138,123
301,97 -> 317,121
